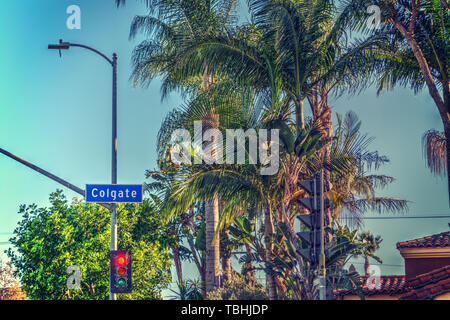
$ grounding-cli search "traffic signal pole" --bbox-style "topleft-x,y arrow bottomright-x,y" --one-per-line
0,147 -> 111,212
0,147 -> 85,197
297,170 -> 331,300
313,174 -> 318,269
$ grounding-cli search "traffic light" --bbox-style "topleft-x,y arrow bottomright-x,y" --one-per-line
110,250 -> 132,293
296,174 -> 332,266
296,212 -> 320,266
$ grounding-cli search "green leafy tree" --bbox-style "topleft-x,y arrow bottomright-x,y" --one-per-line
6,190 -> 172,300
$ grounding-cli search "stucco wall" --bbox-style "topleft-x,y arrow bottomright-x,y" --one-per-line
434,291 -> 450,300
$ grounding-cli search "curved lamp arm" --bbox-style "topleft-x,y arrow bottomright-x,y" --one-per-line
48,39 -> 114,66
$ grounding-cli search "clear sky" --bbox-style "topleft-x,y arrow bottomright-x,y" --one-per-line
0,0 -> 448,285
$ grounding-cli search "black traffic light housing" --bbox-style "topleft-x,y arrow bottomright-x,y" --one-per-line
110,250 -> 132,294
297,213 -> 321,267
296,174 -> 332,267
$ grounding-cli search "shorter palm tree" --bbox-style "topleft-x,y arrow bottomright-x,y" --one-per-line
328,111 -> 409,228
168,280 -> 203,300
354,231 -> 383,277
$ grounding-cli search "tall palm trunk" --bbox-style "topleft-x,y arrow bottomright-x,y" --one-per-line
309,89 -> 333,236
264,206 -> 278,300
445,123 -> 450,201
296,99 -> 305,133
244,242 -> 257,284
205,193 -> 220,293
203,118 -> 221,295
364,256 -> 370,277
201,66 -> 221,295
221,228 -> 232,283
171,244 -> 183,285
401,34 -> 450,198
203,116 -> 221,293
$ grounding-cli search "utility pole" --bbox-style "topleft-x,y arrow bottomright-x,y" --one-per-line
319,168 -> 326,300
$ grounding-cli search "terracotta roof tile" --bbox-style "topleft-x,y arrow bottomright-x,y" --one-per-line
335,275 -> 408,298
396,231 -> 450,249
400,265 -> 450,300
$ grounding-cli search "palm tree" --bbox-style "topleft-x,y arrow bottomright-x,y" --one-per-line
117,0 -> 240,294
152,59 -> 334,296
168,280 -> 203,300
150,63 -> 401,299
145,166 -> 211,296
117,0 -> 238,97
164,0 -> 395,250
167,0 -> 382,133
151,72 -> 406,301
155,80 -> 283,298
354,231 -> 383,277
341,0 -> 449,199
328,111 -> 409,228
118,0 -> 411,300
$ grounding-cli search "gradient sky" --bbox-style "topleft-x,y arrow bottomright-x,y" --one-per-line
0,0 -> 449,285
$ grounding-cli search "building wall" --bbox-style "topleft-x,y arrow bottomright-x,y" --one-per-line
434,292 -> 450,300
405,258 -> 450,279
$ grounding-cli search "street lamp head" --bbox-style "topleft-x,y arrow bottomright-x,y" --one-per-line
48,39 -> 70,50
48,40 -> 70,57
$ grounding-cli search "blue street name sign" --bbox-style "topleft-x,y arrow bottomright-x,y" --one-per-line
85,184 -> 143,203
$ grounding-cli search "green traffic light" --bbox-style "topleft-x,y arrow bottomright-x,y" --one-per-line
117,278 -> 126,287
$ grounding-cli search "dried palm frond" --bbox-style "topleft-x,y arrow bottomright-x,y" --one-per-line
422,129 -> 447,176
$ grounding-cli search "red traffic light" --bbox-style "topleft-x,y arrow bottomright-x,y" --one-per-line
117,267 -> 126,276
116,255 -> 126,266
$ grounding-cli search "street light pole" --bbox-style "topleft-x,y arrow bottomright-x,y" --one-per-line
110,52 -> 118,301
48,40 -> 118,300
